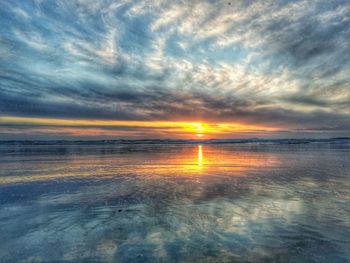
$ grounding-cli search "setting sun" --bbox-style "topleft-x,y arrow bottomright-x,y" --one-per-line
0,116 -> 280,139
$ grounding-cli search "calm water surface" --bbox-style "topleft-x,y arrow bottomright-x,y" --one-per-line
0,141 -> 349,262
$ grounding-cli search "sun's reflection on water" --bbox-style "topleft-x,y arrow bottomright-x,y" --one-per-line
0,144 -> 283,184
197,145 -> 203,168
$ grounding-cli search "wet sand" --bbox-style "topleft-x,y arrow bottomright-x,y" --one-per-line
0,140 -> 349,262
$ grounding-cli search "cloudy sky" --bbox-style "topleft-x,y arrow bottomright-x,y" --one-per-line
0,0 -> 349,139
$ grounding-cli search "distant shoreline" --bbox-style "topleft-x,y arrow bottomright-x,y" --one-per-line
1,138 -> 349,145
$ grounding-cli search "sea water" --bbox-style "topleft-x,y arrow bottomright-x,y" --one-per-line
0,140 -> 349,262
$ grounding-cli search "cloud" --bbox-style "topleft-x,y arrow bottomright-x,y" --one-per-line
0,0 -> 349,138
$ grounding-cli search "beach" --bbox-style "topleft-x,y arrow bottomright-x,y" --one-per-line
0,140 -> 349,262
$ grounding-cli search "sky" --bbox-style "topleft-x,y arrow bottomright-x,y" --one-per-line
0,0 -> 349,139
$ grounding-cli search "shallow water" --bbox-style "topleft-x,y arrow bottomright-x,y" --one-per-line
0,141 -> 349,262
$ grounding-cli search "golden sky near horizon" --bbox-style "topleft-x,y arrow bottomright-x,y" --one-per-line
0,116 -> 280,139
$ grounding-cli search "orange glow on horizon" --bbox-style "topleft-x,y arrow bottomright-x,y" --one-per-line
0,115 -> 281,138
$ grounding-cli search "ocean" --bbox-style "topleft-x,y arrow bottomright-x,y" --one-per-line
0,139 -> 349,262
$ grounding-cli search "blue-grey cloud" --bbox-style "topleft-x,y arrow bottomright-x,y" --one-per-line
0,0 -> 349,136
